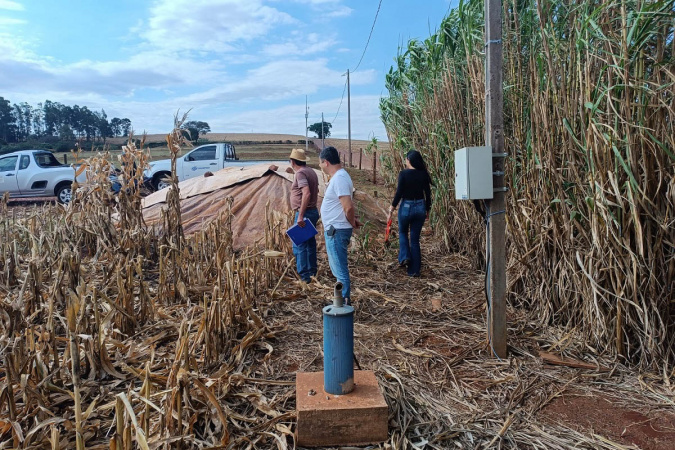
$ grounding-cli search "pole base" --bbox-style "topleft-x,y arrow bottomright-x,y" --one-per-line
296,370 -> 388,447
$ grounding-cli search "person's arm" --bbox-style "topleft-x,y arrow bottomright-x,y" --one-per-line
334,174 -> 360,228
339,195 -> 359,228
388,171 -> 405,221
424,175 -> 432,220
297,185 -> 311,227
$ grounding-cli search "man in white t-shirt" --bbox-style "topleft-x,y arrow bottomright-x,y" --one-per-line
319,146 -> 360,304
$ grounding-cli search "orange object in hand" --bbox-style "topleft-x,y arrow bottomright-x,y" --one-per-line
384,218 -> 392,244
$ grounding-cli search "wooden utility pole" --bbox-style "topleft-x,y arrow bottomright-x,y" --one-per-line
485,0 -> 507,358
347,69 -> 352,168
359,148 -> 363,170
305,96 -> 309,153
321,112 -> 325,150
372,151 -> 377,184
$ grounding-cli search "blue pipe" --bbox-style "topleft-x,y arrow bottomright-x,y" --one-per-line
323,282 -> 354,395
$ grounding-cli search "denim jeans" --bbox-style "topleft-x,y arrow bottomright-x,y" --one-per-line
293,208 -> 319,282
324,227 -> 353,300
398,199 -> 426,276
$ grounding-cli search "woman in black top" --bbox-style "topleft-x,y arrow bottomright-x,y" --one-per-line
387,150 -> 432,277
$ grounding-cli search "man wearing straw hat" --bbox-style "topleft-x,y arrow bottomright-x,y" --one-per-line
289,148 -> 319,283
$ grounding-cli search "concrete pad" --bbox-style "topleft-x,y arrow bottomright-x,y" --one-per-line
296,370 -> 388,447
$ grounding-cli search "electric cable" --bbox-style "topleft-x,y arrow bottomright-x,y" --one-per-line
352,0 -> 383,73
331,78 -> 348,124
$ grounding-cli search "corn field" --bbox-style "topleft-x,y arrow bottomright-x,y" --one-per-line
380,0 -> 675,368
0,122 -> 298,448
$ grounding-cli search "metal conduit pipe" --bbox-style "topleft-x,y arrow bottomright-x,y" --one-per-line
323,282 -> 355,394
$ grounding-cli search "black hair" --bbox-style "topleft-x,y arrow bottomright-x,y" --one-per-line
406,150 -> 432,184
290,158 -> 306,166
319,146 -> 340,165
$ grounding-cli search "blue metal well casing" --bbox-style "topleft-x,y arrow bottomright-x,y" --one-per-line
323,303 -> 354,395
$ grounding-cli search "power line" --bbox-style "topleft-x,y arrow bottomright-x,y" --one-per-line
331,78 -> 348,124
352,0 -> 383,72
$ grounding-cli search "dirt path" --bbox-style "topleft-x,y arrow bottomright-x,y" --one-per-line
261,238 -> 675,449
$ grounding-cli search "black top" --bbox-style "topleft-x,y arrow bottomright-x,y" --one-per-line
392,168 -> 432,211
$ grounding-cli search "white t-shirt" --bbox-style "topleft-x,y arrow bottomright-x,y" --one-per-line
320,169 -> 353,230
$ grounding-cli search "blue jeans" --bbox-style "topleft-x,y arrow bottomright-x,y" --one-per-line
293,208 -> 319,282
324,227 -> 353,300
398,199 -> 426,276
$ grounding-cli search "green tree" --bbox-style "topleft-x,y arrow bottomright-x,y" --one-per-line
181,120 -> 211,142
308,121 -> 331,139
119,118 -> 132,136
0,97 -> 16,143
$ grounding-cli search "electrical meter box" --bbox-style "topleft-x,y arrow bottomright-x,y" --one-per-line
454,146 -> 494,200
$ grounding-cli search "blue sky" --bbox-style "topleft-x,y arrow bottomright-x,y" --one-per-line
0,0 -> 453,140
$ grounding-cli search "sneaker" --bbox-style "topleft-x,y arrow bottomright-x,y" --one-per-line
398,259 -> 410,268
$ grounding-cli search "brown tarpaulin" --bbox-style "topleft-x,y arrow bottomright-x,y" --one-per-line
142,164 -> 386,250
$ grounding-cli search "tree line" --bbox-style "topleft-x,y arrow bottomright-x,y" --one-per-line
0,97 -> 133,145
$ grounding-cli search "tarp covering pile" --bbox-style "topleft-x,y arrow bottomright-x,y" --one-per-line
142,163 -> 385,249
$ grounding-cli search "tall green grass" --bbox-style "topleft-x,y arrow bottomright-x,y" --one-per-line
380,0 -> 675,368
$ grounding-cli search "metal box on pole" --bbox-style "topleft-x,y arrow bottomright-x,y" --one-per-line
454,146 -> 494,200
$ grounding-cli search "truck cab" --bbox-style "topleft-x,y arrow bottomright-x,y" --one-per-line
179,143 -> 237,182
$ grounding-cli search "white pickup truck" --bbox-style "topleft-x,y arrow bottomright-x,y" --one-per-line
0,150 -> 87,203
144,142 -> 279,190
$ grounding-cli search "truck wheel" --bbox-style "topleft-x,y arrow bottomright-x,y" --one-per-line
55,182 -> 72,204
153,173 -> 171,191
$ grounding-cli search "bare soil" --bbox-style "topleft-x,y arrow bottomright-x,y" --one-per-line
540,394 -> 675,449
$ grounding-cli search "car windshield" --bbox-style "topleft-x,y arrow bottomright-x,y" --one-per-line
34,152 -> 64,168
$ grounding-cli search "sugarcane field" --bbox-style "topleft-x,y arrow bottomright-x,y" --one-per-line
1,0 -> 674,449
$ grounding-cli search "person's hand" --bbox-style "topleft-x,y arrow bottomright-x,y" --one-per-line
386,210 -> 392,222
297,216 -> 306,227
285,167 -> 294,174
354,218 -> 362,229
268,164 -> 279,172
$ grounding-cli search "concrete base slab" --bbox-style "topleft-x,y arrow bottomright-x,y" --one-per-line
296,370 -> 388,447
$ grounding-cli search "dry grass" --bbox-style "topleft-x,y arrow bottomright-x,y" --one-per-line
1,123 -> 674,449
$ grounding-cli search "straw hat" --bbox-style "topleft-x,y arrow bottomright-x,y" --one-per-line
289,148 -> 309,162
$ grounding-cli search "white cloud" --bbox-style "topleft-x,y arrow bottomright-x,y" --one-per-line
207,94 -> 386,140
263,33 -> 337,57
0,0 -> 23,11
272,0 -> 351,19
0,0 -> 385,140
176,59 -> 375,105
0,17 -> 24,25
325,6 -> 353,18
143,0 -> 295,53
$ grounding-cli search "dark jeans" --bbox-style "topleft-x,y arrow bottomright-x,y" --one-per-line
293,208 -> 319,282
398,199 -> 426,276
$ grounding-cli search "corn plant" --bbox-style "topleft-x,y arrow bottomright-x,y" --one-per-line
380,0 -> 675,368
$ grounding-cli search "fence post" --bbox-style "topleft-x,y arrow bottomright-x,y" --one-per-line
348,149 -> 353,168
63,154 -> 68,164
372,151 -> 377,184
359,148 -> 363,170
